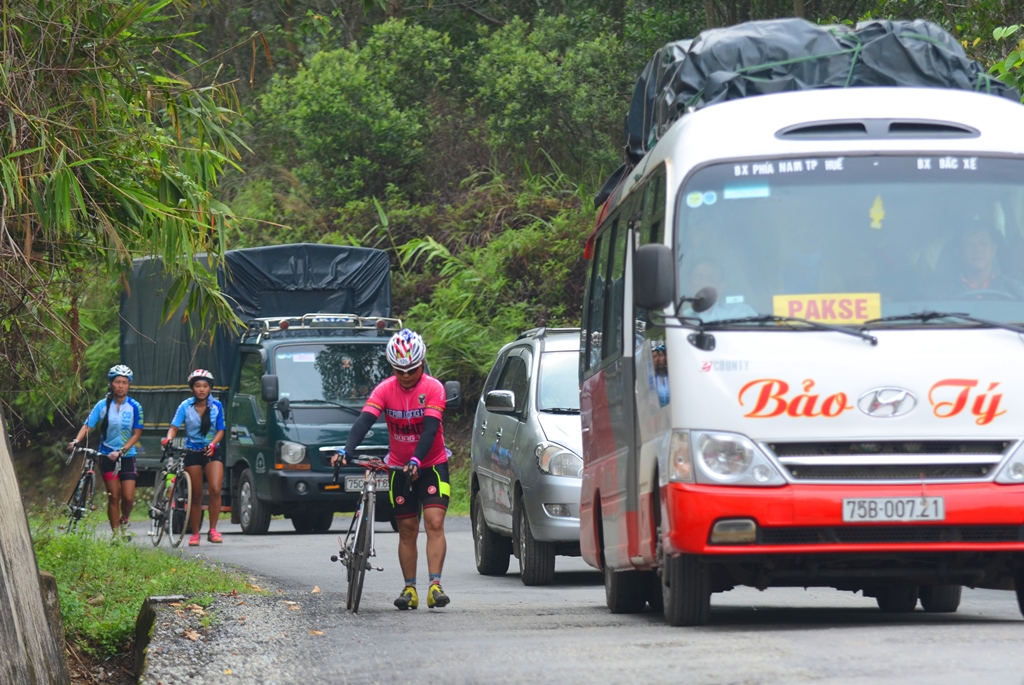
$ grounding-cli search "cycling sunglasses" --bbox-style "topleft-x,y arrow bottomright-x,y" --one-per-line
392,365 -> 423,377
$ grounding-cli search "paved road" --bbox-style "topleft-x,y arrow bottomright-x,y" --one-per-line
165,516 -> 1024,685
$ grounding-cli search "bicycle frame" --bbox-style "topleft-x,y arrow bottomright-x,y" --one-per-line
65,447 -> 101,531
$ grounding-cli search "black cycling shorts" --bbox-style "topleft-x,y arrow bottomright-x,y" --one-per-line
389,461 -> 450,519
100,455 -> 137,482
184,449 -> 224,468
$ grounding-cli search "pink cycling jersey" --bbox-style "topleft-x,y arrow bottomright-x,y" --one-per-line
363,375 -> 448,468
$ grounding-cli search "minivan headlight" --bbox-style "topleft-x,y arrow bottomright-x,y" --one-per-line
692,431 -> 785,486
277,441 -> 307,465
536,443 -> 583,478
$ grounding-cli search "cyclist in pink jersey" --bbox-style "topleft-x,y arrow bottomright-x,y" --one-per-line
332,328 -> 451,610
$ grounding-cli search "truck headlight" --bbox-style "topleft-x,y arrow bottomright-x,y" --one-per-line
536,443 -> 583,477
277,441 -> 307,465
692,431 -> 785,487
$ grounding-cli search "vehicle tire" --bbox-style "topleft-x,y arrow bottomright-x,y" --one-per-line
149,481 -> 168,546
238,468 -> 271,535
875,585 -> 919,613
645,571 -> 665,614
292,512 -> 314,533
168,472 -> 193,548
920,585 -> 961,613
472,491 -> 511,575
312,510 -> 334,532
604,563 -> 647,614
1015,574 -> 1024,618
347,496 -> 371,613
516,497 -> 555,586
661,554 -> 711,626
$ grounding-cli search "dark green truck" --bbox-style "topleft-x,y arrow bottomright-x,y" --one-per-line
121,244 -> 461,534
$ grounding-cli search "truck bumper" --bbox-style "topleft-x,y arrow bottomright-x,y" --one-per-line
265,470 -> 388,512
664,481 -> 1024,556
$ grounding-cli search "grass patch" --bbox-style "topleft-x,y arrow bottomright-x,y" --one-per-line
31,516 -> 254,659
449,462 -> 470,516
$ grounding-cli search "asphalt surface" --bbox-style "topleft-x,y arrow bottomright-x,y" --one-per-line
139,516 -> 1024,685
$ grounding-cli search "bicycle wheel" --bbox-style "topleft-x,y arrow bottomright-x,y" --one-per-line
347,494 -> 372,613
168,471 -> 193,548
65,471 -> 93,532
148,476 -> 169,546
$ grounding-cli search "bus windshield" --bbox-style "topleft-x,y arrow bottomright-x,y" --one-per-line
676,155 -> 1024,326
274,344 -> 391,407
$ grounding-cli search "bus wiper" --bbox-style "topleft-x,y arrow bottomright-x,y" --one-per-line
291,399 -> 364,414
864,311 -> 1024,336
700,315 -> 878,346
539,407 -> 580,414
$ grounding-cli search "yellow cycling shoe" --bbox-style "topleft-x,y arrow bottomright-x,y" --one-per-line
394,585 -> 418,610
427,583 -> 450,609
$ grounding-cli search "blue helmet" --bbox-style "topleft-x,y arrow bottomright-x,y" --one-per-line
108,364 -> 133,382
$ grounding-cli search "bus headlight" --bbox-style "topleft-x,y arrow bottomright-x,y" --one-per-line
277,441 -> 307,465
692,431 -> 785,486
996,446 -> 1024,484
536,443 -> 583,477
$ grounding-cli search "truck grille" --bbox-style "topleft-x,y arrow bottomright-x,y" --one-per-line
764,440 -> 1012,483
760,525 -> 1024,545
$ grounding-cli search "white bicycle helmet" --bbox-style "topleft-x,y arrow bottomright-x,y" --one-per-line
187,368 -> 215,386
108,364 -> 133,382
386,329 -> 426,369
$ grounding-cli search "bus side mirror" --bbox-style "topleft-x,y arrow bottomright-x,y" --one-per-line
633,243 -> 675,311
445,381 -> 463,412
261,374 -> 279,402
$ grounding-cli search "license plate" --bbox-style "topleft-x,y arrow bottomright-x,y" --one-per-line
345,475 -> 390,492
842,497 -> 945,522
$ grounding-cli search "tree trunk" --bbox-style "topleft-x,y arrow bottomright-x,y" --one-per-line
705,0 -> 717,28
793,0 -> 806,18
0,405 -> 70,684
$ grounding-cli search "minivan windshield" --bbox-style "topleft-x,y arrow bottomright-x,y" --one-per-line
275,344 -> 391,407
676,155 -> 1024,326
537,350 -> 581,412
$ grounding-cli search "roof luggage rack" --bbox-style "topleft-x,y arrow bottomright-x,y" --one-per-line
241,313 -> 403,344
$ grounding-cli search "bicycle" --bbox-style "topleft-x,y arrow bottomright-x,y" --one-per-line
146,445 -> 197,548
329,451 -> 406,613
64,447 -> 104,532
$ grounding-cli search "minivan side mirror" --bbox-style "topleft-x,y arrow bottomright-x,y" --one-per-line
444,381 -> 463,412
261,374 -> 279,402
633,243 -> 675,311
484,390 -> 515,413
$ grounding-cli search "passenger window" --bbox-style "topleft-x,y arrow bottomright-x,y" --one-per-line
237,353 -> 266,423
497,354 -> 528,413
510,350 -> 533,415
605,222 -> 627,359
483,351 -> 508,394
586,225 -> 613,368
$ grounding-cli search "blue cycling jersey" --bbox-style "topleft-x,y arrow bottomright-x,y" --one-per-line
85,396 -> 144,455
171,398 -> 226,450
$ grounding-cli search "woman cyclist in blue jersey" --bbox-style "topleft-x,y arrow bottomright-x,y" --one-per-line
67,365 -> 144,536
163,369 -> 226,546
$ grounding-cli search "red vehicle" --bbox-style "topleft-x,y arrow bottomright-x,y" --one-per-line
579,41 -> 1024,624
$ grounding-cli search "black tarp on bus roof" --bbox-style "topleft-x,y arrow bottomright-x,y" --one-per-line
120,244 -> 391,422
598,18 -> 1022,207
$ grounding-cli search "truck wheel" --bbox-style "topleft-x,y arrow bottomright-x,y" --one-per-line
875,585 -> 919,612
920,585 -> 961,613
472,491 -> 511,575
238,469 -> 271,535
516,496 -> 555,586
312,510 -> 334,532
292,512 -> 314,533
661,553 -> 711,626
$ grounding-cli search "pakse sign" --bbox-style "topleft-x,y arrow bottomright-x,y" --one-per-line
773,293 -> 881,324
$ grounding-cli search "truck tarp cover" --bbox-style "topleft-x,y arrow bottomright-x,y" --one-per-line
120,244 -> 391,421
598,18 -> 1021,206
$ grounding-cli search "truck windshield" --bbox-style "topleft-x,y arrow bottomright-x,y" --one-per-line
676,155 -> 1024,326
275,344 -> 390,407
537,351 -> 581,412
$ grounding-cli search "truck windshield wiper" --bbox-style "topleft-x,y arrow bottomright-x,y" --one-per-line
864,311 -> 1024,336
539,407 -> 580,414
699,314 -> 878,345
290,399 -> 364,414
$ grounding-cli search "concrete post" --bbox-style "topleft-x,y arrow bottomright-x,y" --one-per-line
0,407 -> 71,685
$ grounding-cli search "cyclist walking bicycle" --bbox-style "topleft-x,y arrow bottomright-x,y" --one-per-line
163,369 -> 226,546
332,328 -> 452,610
67,365 -> 144,537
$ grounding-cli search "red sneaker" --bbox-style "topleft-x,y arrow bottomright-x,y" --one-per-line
207,529 -> 223,543
188,533 -> 201,546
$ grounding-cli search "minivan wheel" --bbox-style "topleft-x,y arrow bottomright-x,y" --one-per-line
472,491 -> 511,575
238,469 -> 271,535
516,496 -> 555,586
920,585 -> 961,613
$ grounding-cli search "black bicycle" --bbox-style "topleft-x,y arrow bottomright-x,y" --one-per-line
329,453 -> 405,613
64,447 -> 103,532
146,446 -> 198,547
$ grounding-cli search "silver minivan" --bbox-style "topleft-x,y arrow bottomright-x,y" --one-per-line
470,327 -> 582,585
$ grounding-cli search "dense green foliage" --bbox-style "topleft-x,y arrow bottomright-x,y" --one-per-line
32,518 -> 252,657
